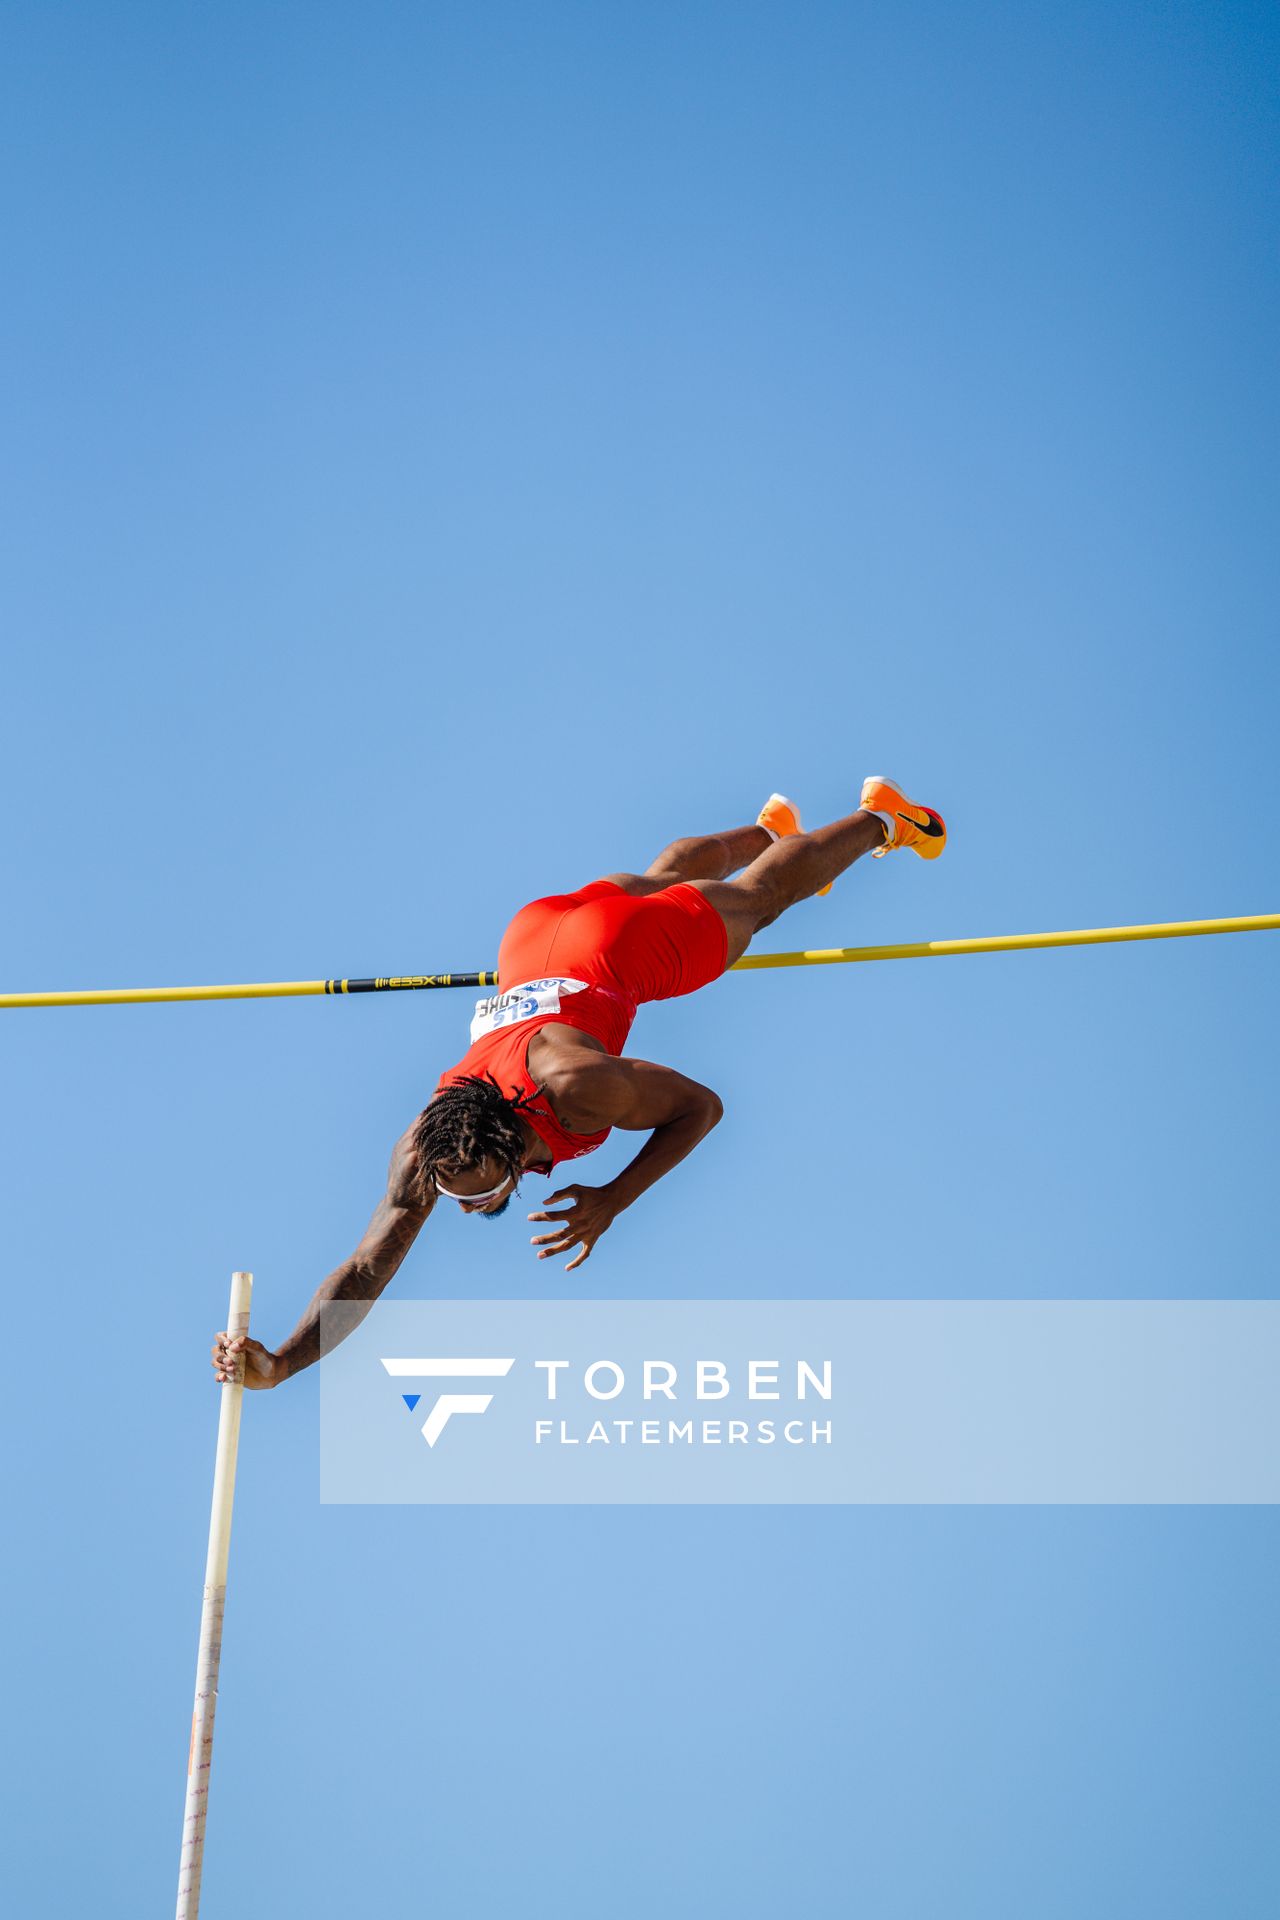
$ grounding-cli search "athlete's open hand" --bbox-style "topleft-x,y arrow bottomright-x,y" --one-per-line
210,1331 -> 287,1389
528,1184 -> 620,1270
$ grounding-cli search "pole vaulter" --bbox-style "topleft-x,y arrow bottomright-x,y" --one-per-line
150,785 -> 1275,1901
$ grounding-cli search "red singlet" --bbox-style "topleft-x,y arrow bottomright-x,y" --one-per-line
434,879 -> 728,1172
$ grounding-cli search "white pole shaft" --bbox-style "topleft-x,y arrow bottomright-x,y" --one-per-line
176,1271 -> 253,1920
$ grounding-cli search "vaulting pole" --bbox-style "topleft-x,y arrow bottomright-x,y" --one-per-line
176,1271 -> 252,1920
1,915 -> 1276,1009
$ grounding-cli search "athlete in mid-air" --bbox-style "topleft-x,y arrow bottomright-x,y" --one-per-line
211,777 -> 945,1389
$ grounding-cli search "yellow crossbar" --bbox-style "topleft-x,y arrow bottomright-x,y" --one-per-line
731,912 -> 1280,970
1,914 -> 1274,1010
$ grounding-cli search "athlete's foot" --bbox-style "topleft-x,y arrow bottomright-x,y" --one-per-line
859,776 -> 947,859
757,793 -> 833,895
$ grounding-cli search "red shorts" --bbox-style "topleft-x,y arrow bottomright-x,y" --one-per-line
497,879 -> 729,1009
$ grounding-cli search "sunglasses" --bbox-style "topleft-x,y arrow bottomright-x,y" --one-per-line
434,1170 -> 514,1207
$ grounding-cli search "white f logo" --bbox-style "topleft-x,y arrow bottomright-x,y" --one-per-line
380,1357 -> 516,1446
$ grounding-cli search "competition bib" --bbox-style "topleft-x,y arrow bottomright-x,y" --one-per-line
468,977 -> 591,1045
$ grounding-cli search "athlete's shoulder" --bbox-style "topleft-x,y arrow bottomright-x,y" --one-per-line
528,1033 -> 625,1130
528,1022 -> 611,1083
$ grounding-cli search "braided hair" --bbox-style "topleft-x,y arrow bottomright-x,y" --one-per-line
410,1072 -> 546,1203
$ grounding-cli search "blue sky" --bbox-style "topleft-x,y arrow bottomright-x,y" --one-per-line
1,3 -> 1277,1914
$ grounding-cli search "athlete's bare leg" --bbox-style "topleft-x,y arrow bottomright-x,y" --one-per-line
690,810 -> 888,964
601,823 -> 773,897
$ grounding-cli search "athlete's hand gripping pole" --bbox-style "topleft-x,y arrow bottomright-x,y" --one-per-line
176,1270 -> 253,1920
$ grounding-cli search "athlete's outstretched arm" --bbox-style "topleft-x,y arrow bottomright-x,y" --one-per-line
209,1142 -> 434,1388
528,1056 -> 723,1269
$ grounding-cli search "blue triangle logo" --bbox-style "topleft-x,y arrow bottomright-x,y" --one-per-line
402,1393 -> 421,1412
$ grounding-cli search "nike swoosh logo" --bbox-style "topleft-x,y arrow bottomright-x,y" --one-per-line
897,809 -> 944,837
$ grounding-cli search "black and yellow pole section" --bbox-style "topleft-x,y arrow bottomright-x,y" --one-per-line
1,914 -> 1276,1011
324,973 -> 498,996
